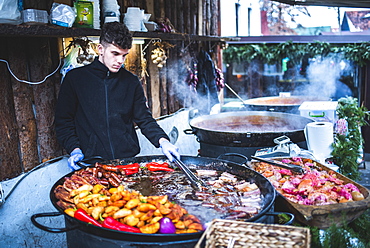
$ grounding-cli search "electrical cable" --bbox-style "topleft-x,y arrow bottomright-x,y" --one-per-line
0,54 -> 63,85
0,155 -> 67,207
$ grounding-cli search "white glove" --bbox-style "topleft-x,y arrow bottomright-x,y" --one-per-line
68,148 -> 84,170
160,140 -> 180,162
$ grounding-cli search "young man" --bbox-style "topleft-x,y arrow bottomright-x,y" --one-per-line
55,22 -> 180,170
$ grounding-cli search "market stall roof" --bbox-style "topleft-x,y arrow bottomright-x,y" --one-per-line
273,0 -> 370,8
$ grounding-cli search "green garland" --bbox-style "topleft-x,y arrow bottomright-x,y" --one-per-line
331,97 -> 369,180
223,41 -> 370,67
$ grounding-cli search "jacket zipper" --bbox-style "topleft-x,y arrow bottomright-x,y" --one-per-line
104,71 -> 115,158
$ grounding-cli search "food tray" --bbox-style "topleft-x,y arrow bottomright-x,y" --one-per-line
250,157 -> 370,229
195,219 -> 310,248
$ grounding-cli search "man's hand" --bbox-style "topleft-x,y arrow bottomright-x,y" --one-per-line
160,139 -> 180,162
68,148 -> 84,170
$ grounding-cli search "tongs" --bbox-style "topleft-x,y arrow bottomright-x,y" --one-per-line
251,156 -> 304,174
173,157 -> 208,189
76,156 -> 105,168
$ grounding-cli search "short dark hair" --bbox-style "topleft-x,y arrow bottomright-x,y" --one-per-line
100,22 -> 132,49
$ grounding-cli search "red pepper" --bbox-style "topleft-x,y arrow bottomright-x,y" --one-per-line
147,165 -> 174,172
74,208 -> 102,227
116,163 -> 140,170
102,217 -> 141,233
146,162 -> 169,167
124,169 -> 139,175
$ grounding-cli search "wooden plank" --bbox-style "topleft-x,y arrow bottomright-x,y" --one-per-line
145,0 -> 155,21
210,0 -> 219,36
190,0 -> 197,34
176,0 -> 184,34
198,0 -> 203,35
183,0 -> 190,34
28,38 -> 61,164
205,0 -> 211,35
7,38 -> 39,171
147,44 -> 161,118
159,63 -> 168,116
0,37 -> 22,180
167,42 -> 180,113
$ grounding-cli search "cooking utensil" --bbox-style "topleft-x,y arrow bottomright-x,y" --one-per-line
242,95 -> 329,114
173,157 -> 208,189
76,156 -> 104,168
31,155 -> 278,242
251,156 -> 304,174
185,111 -> 314,147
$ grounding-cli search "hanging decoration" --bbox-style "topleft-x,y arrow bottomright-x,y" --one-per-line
215,66 -> 225,91
151,46 -> 167,68
186,62 -> 198,93
150,41 -> 175,68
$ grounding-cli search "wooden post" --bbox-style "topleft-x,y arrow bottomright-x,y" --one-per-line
210,0 -> 219,36
28,38 -> 61,163
0,37 -> 22,180
147,44 -> 161,118
183,1 -> 190,34
145,0 -> 155,20
190,0 -> 197,35
7,38 -> 39,171
198,0 -> 203,35
175,0 -> 184,33
159,67 -> 168,116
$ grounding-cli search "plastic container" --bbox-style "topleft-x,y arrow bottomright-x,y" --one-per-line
299,101 -> 338,123
22,9 -> 48,24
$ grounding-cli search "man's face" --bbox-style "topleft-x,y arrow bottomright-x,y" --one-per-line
98,43 -> 130,73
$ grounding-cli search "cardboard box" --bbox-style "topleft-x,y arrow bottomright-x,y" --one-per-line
74,1 -> 94,28
299,101 -> 338,123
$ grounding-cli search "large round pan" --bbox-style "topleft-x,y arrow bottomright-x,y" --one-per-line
186,111 -> 314,147
31,155 -> 276,242
243,96 -> 329,114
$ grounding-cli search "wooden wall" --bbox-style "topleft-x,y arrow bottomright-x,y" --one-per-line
0,0 -> 221,180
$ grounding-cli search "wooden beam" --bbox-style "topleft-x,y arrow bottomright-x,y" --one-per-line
28,38 -> 61,164
8,38 -> 39,171
0,37 -> 22,180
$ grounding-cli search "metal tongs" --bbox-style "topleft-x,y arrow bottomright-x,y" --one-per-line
251,156 -> 304,174
173,157 -> 208,190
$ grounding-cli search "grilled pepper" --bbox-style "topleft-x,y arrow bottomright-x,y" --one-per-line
116,163 -> 140,175
147,166 -> 174,172
102,217 -> 141,233
74,208 -> 102,227
116,163 -> 140,170
146,162 -> 174,172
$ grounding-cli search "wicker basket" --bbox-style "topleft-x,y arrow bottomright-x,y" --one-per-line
195,219 -> 311,248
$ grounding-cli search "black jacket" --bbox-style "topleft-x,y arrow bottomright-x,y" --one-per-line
55,58 -> 169,159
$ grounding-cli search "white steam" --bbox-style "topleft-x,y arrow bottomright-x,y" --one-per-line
304,55 -> 342,99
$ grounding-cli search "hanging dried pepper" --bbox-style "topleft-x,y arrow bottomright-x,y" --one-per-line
215,67 -> 225,91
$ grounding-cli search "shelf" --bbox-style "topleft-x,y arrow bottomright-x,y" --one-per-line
0,23 -> 226,42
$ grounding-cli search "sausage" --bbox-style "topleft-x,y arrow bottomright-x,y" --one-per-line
102,164 -> 120,172
98,178 -> 110,186
92,167 -> 98,178
108,177 -> 120,187
110,172 -> 122,184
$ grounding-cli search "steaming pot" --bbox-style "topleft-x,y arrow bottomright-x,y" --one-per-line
185,111 -> 314,147
242,96 -> 329,114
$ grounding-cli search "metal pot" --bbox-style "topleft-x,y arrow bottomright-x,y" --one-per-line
31,155 -> 278,246
243,96 -> 329,114
185,111 -> 314,147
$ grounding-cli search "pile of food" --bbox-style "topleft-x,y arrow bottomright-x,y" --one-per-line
54,160 -> 264,234
253,157 -> 365,206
